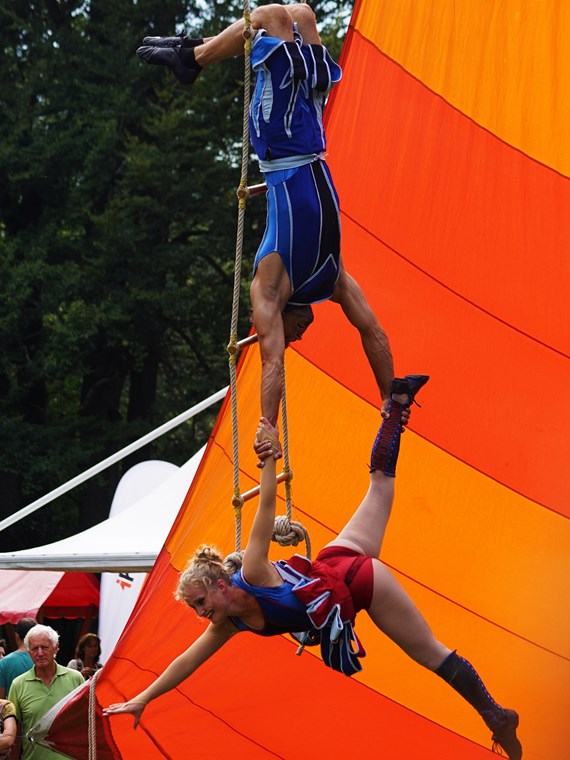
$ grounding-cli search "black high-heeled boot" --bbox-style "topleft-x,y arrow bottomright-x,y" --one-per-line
435,651 -> 522,760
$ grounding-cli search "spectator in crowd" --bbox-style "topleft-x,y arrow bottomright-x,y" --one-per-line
0,619 -> 36,699
9,625 -> 83,760
0,696 -> 17,759
67,633 -> 102,680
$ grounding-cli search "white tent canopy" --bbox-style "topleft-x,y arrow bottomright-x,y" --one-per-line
0,447 -> 205,573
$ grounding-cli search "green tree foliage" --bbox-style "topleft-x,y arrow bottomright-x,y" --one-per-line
0,0 -> 351,551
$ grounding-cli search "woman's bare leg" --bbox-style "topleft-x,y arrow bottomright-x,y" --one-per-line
366,560 -> 521,758
323,385 -> 412,557
324,471 -> 394,557
367,560 -> 451,668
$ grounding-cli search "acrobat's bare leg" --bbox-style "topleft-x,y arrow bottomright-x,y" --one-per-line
194,4 -> 295,67
287,3 -> 321,44
326,471 -> 394,558
366,563 -> 521,758
138,5 -> 295,84
368,560 -> 451,667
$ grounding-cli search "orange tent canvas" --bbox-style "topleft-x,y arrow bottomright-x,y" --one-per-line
39,1 -> 570,758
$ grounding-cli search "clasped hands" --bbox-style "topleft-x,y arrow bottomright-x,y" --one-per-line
254,417 -> 282,467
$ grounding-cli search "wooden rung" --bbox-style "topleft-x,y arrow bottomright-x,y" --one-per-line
236,183 -> 268,200
246,183 -> 268,197
227,333 -> 258,356
232,470 -> 292,508
237,333 -> 259,349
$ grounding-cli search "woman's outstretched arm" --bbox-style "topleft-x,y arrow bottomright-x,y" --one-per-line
103,621 -> 237,728
241,419 -> 283,587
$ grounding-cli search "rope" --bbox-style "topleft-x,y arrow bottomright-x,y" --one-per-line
227,0 -> 311,562
275,361 -> 311,560
87,669 -> 101,760
280,362 -> 292,521
227,0 -> 253,552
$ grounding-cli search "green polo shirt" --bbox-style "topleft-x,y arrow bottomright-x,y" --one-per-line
9,664 -> 83,760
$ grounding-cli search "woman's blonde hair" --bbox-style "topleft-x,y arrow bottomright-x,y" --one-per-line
175,545 -> 244,602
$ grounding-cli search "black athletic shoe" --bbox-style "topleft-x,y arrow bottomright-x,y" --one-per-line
491,709 -> 522,760
142,34 -> 203,49
136,45 -> 200,86
390,374 -> 429,406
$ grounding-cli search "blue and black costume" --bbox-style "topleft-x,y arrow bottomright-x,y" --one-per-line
250,28 -> 343,307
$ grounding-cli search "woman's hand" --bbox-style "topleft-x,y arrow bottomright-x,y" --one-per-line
103,700 -> 147,729
254,417 -> 282,467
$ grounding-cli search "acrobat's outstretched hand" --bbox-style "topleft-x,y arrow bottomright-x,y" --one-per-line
103,701 -> 146,729
254,417 -> 282,468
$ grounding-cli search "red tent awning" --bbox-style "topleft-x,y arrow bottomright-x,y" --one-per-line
0,570 -> 100,624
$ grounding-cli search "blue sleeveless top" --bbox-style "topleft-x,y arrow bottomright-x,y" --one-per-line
229,568 -> 312,635
229,557 -> 366,676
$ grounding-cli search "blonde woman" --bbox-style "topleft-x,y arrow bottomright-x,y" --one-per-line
105,375 -> 521,759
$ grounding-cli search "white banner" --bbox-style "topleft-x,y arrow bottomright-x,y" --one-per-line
97,449 -> 206,663
98,460 -> 178,664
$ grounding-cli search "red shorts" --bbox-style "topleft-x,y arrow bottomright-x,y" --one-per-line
315,546 -> 374,613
